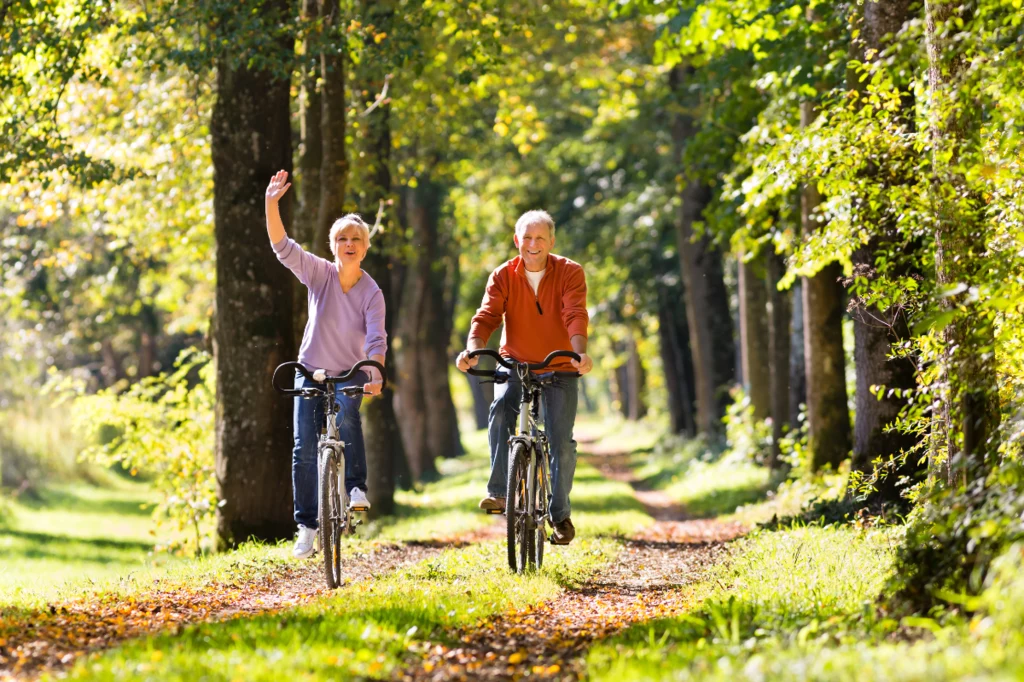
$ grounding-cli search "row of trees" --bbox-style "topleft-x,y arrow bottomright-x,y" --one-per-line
3,1 -> 1023,600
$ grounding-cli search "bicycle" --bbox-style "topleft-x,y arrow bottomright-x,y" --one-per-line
467,348 -> 581,574
272,359 -> 386,588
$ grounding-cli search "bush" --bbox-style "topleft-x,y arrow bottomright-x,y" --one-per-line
71,348 -> 217,555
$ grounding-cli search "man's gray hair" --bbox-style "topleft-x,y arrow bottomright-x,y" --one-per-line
328,213 -> 371,256
514,210 -> 555,239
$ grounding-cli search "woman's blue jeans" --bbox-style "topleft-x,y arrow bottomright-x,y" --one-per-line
486,371 -> 578,524
292,370 -> 368,529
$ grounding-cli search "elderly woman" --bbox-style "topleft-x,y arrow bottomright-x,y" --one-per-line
264,170 -> 385,559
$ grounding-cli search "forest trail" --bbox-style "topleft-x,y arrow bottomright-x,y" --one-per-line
0,539 -> 459,681
399,432 -> 746,681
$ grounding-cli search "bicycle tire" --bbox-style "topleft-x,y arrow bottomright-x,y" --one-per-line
319,449 -> 343,588
533,454 -> 545,569
506,442 -> 535,573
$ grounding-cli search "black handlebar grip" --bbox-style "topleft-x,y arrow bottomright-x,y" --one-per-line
344,359 -> 388,391
527,350 -> 582,371
467,348 -> 515,369
273,361 -> 311,396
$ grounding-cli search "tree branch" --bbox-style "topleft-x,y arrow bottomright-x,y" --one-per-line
359,73 -> 392,118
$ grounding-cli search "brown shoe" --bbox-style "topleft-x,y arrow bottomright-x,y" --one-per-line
478,496 -> 506,512
551,517 -> 575,545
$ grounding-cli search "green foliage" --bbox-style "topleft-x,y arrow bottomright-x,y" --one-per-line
70,348 -> 216,555
891,460 -> 1024,614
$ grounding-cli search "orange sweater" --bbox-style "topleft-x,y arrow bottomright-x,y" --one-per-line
469,254 -> 589,372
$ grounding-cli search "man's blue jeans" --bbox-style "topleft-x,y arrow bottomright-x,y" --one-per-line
486,371 -> 578,524
292,370 -> 368,529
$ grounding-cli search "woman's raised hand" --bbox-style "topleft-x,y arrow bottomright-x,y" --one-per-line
266,170 -> 291,203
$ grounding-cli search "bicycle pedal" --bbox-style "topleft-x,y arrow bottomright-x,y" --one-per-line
349,505 -> 369,512
548,534 -> 571,546
485,509 -> 504,515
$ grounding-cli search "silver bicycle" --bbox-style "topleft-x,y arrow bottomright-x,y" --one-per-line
273,360 -> 385,588
468,348 -> 580,573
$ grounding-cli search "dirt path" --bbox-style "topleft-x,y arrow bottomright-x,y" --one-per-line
0,540 -> 447,681
400,437 -> 746,681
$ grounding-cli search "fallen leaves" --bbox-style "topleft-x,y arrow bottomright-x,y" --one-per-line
401,519 -> 743,682
0,543 -> 442,681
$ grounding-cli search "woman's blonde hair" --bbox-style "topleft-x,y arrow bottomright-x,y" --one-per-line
328,214 -> 372,257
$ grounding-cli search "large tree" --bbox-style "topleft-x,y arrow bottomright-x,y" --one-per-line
211,0 -> 296,547
925,0 -> 1000,475
849,0 -> 922,498
669,66 -> 736,437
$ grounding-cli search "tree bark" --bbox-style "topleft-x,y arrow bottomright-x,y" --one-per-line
766,252 -> 791,468
789,279 -> 807,419
739,252 -> 771,420
466,373 -> 493,430
849,0 -> 922,498
670,66 -> 736,437
211,5 -> 296,547
396,176 -> 462,479
296,0 -> 321,250
657,277 -> 697,436
315,0 -> 347,260
925,0 -> 999,474
801,102 -> 852,472
356,0 -> 410,509
625,335 -> 646,421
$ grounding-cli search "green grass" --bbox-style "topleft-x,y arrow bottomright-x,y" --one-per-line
52,424 -> 644,681
58,537 -> 619,681
586,525 -> 902,681
0,480 -> 177,608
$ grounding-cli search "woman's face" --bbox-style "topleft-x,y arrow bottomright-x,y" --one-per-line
334,225 -> 368,266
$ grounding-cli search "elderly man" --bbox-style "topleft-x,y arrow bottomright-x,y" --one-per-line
456,210 -> 592,545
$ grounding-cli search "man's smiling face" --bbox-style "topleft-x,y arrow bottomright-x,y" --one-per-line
514,221 -> 554,272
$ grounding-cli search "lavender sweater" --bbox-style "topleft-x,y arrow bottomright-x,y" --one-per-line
272,237 -> 387,377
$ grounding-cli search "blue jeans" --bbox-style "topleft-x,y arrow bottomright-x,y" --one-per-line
292,370 -> 368,529
487,371 -> 578,524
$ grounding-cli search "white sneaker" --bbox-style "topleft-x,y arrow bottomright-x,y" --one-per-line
293,525 -> 316,559
349,487 -> 370,511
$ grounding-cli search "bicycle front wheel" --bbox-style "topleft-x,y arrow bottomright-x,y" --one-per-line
533,454 -> 546,569
319,449 -> 343,588
506,441 -> 535,573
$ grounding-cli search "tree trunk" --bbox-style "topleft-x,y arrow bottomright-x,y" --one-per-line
211,8 -> 296,547
739,253 -> 771,420
466,374 -> 493,430
396,176 -> 462,480
657,278 -> 696,436
625,335 -> 646,421
801,102 -> 852,472
315,0 -> 347,259
296,0 -> 321,250
766,252 -> 791,468
925,0 -> 999,474
848,0 -> 922,499
356,0 -> 410,509
292,0 -> 321,346
789,279 -> 807,419
669,66 -> 736,437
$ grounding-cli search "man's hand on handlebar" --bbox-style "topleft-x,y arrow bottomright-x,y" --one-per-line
456,350 -> 479,373
571,353 -> 594,376
363,380 -> 383,396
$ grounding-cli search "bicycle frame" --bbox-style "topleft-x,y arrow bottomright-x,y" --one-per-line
511,364 -> 552,531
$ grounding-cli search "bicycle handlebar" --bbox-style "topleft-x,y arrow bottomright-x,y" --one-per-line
272,360 -> 387,397
465,348 -> 581,377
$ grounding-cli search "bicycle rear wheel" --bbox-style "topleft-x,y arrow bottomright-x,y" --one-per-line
506,442 -> 535,573
318,448 -> 343,588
